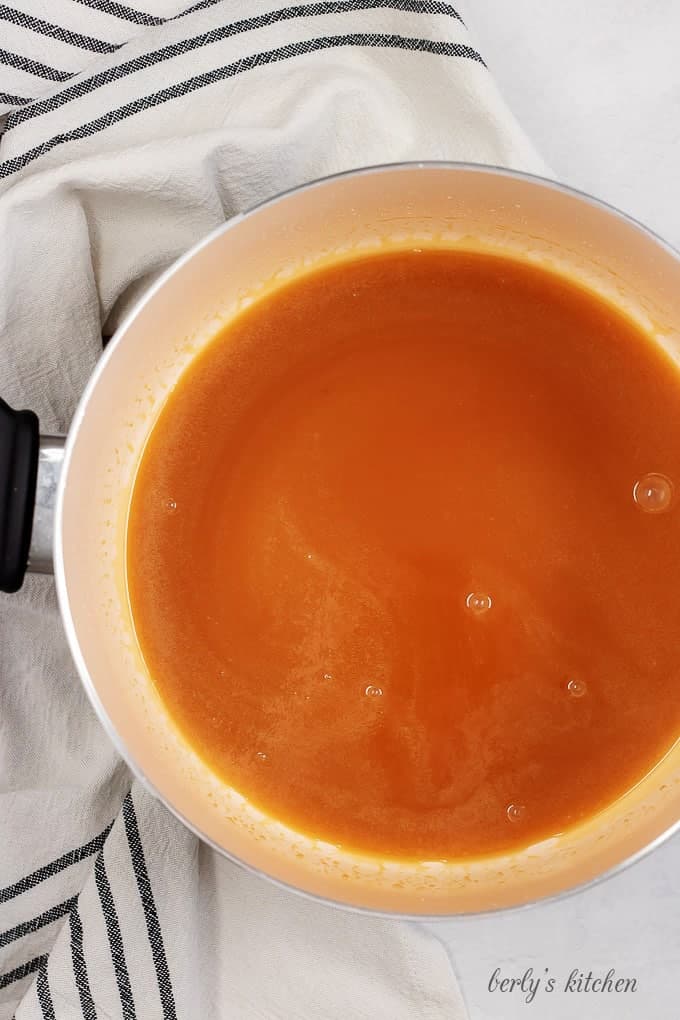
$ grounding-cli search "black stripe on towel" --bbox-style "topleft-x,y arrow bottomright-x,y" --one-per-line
0,32 -> 482,179
0,89 -> 30,105
70,903 -> 97,1020
177,0 -> 462,22
0,820 -> 114,903
123,793 -> 177,1020
0,5 -> 117,54
70,0 -> 164,27
95,853 -> 136,1020
0,953 -> 47,989
7,0 -> 469,130
37,964 -> 56,1020
0,895 -> 77,948
0,46 -> 71,82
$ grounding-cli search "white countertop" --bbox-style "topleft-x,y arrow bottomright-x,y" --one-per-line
434,3 -> 680,1017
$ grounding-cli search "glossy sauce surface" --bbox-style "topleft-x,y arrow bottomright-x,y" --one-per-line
127,249 -> 680,859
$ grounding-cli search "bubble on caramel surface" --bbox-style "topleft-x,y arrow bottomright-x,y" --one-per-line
633,473 -> 673,513
465,591 -> 493,614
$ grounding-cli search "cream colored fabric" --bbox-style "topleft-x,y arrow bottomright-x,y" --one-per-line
0,2 -> 543,1017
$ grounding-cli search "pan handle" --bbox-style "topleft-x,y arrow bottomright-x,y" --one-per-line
0,397 -> 64,593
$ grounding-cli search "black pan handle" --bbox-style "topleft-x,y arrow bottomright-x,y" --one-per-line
0,397 -> 39,593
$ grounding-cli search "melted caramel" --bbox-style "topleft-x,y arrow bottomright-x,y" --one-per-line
127,249 -> 680,859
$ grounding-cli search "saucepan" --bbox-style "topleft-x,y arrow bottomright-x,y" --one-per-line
2,162 -> 680,916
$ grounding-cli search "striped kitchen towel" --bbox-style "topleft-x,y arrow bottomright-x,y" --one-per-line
0,2 -> 545,1018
